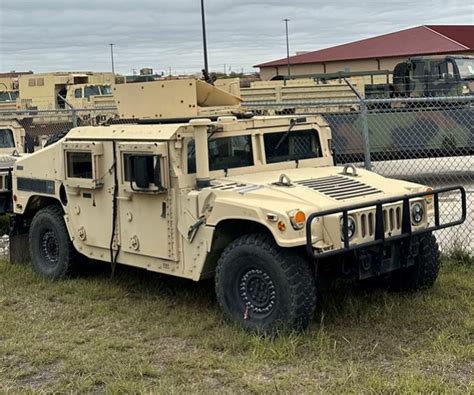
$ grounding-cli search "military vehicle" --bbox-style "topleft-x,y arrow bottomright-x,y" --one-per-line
365,55 -> 474,99
238,78 -> 360,114
17,72 -> 116,111
0,121 -> 26,213
7,80 -> 466,333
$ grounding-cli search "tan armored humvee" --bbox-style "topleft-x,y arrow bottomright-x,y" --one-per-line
0,121 -> 26,213
9,80 -> 466,333
17,72 -> 116,111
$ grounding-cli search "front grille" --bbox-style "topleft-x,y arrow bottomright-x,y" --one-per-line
359,206 -> 402,238
296,175 -> 381,200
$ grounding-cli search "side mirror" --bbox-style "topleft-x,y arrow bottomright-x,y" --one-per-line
132,156 -> 151,189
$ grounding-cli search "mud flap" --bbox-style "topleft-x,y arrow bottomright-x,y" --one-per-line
9,233 -> 30,264
9,215 -> 30,264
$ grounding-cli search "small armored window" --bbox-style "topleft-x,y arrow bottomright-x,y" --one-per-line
123,153 -> 164,191
74,88 -> 82,98
0,129 -> 15,148
66,152 -> 93,179
36,78 -> 44,86
28,79 -> 36,87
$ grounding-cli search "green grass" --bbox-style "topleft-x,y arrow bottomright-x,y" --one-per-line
0,257 -> 472,393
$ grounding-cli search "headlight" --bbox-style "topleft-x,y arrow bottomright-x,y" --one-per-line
288,209 -> 306,230
340,215 -> 356,241
411,202 -> 424,225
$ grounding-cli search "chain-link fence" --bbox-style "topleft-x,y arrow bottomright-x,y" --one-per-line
0,97 -> 472,251
244,95 -> 473,251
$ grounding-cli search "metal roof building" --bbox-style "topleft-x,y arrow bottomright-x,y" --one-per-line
256,25 -> 474,80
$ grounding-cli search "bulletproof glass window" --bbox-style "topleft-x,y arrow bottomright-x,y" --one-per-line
100,85 -> 112,95
0,129 -> 15,148
412,62 -> 426,79
66,152 -> 93,179
187,135 -> 253,174
10,91 -> 18,100
264,129 -> 322,164
123,153 -> 163,190
84,86 -> 100,98
0,92 -> 11,102
455,58 -> 474,79
74,88 -> 82,98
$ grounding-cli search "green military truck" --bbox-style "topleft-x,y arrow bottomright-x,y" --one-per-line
365,55 -> 474,99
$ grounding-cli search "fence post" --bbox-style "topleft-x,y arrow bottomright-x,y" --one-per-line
360,101 -> 372,171
71,108 -> 78,128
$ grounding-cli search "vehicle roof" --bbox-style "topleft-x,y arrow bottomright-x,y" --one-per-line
410,55 -> 474,61
65,123 -> 186,141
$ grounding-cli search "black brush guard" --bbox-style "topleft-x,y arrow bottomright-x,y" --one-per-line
305,186 -> 467,259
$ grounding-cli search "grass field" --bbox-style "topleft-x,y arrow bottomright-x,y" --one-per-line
0,255 -> 472,393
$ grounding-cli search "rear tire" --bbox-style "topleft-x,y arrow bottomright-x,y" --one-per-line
215,233 -> 316,334
388,233 -> 440,291
29,205 -> 78,280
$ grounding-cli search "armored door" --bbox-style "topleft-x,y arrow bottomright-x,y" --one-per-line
117,142 -> 177,261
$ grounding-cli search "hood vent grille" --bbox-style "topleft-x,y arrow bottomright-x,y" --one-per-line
296,175 -> 381,200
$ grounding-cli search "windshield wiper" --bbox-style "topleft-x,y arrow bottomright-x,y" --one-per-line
274,118 -> 297,151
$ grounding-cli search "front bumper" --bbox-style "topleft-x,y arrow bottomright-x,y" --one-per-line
305,186 -> 467,259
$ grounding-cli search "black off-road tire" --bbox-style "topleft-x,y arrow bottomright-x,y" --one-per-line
215,233 -> 316,334
29,205 -> 78,280
389,233 -> 440,291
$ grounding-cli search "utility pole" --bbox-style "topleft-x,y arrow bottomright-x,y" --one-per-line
200,0 -> 209,77
109,43 -> 115,74
283,19 -> 291,78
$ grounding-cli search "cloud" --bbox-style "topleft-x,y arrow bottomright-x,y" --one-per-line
0,0 -> 472,74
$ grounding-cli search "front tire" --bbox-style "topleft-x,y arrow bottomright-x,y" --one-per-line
215,233 -> 316,334
29,205 -> 78,280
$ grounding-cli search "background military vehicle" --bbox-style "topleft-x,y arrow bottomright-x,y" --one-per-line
16,72 -> 116,111
8,80 -> 466,333
0,120 -> 26,213
365,55 -> 474,99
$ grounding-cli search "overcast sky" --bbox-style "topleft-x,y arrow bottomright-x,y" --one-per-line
0,0 -> 472,75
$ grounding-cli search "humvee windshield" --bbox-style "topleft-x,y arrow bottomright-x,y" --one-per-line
0,92 -> 15,102
187,129 -> 322,174
264,130 -> 322,163
0,129 -> 15,148
454,58 -> 474,80
100,85 -> 112,95
188,135 -> 253,173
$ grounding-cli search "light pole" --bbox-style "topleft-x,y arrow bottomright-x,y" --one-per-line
200,0 -> 210,80
109,43 -> 115,74
283,19 -> 291,78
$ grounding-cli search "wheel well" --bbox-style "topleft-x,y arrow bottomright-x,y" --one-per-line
23,195 -> 63,219
200,219 -> 273,279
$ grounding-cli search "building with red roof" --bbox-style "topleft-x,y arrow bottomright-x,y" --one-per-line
256,25 -> 474,80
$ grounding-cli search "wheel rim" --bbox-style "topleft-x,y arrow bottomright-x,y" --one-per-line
40,230 -> 59,266
239,268 -> 276,314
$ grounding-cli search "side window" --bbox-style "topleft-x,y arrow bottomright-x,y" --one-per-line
123,153 -> 164,191
36,78 -> 44,86
28,79 -> 36,87
264,130 -> 322,164
66,151 -> 93,179
0,129 -> 15,148
187,135 -> 253,174
74,88 -> 82,98
412,62 -> 425,79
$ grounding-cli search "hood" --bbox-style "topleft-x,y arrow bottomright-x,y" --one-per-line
209,166 -> 427,213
